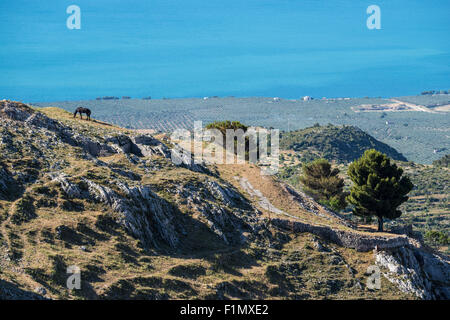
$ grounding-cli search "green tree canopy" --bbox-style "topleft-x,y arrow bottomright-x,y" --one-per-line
205,120 -> 259,162
299,159 -> 347,211
205,120 -> 248,135
347,149 -> 413,232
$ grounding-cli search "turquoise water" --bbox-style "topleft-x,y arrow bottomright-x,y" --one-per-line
1,0 -> 449,101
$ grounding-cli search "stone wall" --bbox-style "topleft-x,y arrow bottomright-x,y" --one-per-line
271,218 -> 409,252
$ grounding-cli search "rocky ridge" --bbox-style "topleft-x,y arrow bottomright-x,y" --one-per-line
0,100 -> 448,300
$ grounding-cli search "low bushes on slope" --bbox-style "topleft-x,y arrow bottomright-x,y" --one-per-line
280,124 -> 407,163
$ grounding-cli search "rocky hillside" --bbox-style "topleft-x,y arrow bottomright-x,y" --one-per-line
280,124 -> 407,163
0,100 -> 448,300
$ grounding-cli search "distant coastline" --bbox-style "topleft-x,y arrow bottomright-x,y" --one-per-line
25,89 -> 449,105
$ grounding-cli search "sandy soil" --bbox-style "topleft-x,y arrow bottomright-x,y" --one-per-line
433,104 -> 450,112
133,128 -> 157,134
353,99 -> 444,114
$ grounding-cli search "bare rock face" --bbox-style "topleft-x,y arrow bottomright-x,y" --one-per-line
376,247 -> 450,300
170,145 -> 209,174
0,279 -> 48,300
50,164 -> 181,250
133,135 -> 161,147
113,182 -> 180,249
176,179 -> 260,246
376,248 -> 432,299
205,180 -> 246,208
132,134 -> 210,174
72,132 -> 116,157
49,172 -> 82,199
133,134 -> 170,158
54,176 -> 181,250
1,100 -> 66,138
198,202 -> 248,245
1,101 -> 209,176
0,101 -> 34,121
106,135 -> 142,156
24,111 -> 62,132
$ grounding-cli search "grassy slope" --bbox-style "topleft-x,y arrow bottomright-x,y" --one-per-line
0,105 -> 414,299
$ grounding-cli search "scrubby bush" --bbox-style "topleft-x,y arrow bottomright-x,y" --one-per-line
424,230 -> 449,246
299,159 -> 347,211
433,154 -> 450,168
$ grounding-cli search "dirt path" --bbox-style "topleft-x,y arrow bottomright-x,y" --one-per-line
389,99 -> 439,114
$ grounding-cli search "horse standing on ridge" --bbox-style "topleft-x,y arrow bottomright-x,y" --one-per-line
74,107 -> 91,121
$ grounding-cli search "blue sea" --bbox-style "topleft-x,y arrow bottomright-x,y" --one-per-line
0,0 -> 449,102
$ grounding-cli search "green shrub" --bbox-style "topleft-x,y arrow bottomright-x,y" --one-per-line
299,159 -> 347,211
424,230 -> 449,245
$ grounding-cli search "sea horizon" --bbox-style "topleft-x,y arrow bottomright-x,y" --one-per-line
1,0 -> 449,102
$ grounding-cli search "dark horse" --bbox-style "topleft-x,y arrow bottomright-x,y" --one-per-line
74,107 -> 91,120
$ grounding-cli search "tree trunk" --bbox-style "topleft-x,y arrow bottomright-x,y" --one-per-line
377,216 -> 384,232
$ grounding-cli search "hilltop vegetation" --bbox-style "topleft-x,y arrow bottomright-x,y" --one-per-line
205,120 -> 249,134
433,154 -> 450,168
277,156 -> 449,254
280,124 -> 407,163
276,124 -> 447,253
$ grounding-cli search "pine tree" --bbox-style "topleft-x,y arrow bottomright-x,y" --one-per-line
299,159 -> 347,211
347,149 -> 413,232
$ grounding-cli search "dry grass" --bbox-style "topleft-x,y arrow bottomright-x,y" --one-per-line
0,105 -> 415,299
